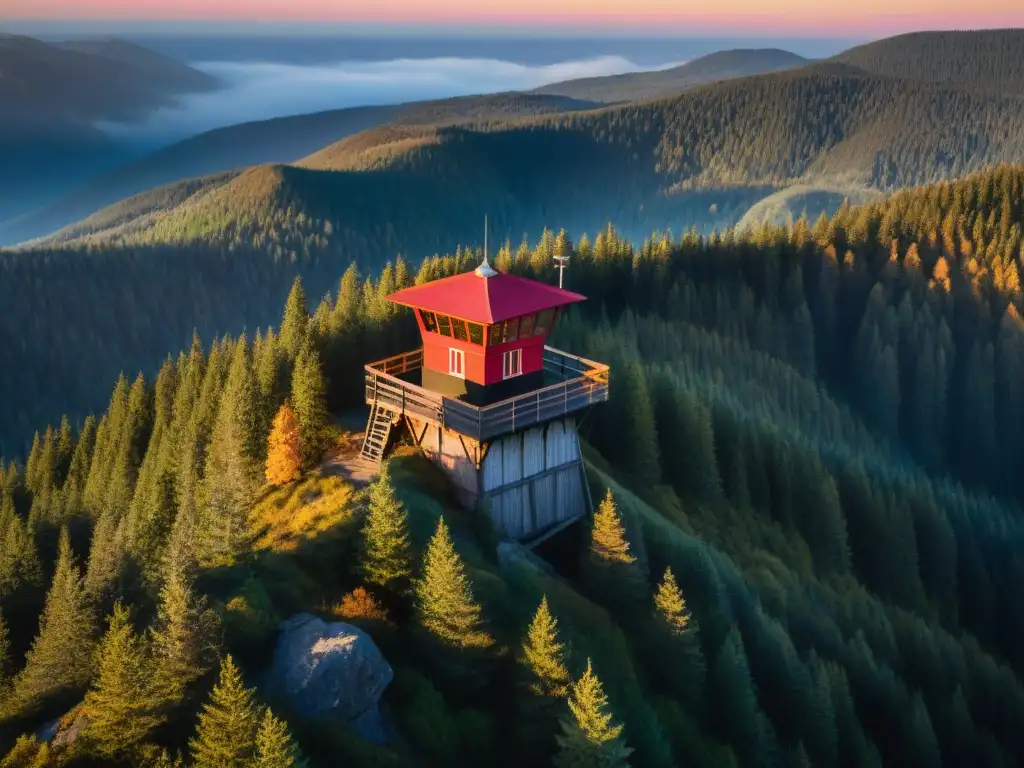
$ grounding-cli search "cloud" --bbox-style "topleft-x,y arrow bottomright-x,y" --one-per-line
95,54 -> 675,143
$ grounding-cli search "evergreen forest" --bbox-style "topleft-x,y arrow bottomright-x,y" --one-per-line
2,165 -> 1024,765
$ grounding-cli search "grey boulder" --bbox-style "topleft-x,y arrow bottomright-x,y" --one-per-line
267,613 -> 393,743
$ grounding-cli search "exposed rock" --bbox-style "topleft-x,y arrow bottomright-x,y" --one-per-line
36,707 -> 89,748
268,613 -> 393,743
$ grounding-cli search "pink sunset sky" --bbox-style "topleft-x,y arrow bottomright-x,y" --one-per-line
5,0 -> 1024,36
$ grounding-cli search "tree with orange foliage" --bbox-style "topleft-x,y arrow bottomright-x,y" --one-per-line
265,404 -> 302,486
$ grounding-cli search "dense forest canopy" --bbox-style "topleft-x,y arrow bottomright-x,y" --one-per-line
3,166 -> 1024,766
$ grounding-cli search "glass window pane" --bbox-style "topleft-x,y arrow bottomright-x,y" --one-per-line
452,319 -> 469,342
519,313 -> 536,337
503,317 -> 520,343
421,310 -> 438,333
468,323 -> 484,345
438,315 -> 453,337
487,322 -> 504,346
535,308 -> 555,335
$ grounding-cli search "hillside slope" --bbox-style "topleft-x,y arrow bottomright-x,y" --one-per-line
0,93 -> 596,246
831,28 -> 1024,92
5,203 -> 1024,766
0,34 -> 219,224
42,62 -> 1024,261
533,48 -> 809,102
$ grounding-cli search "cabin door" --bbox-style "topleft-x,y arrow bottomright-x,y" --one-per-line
449,348 -> 465,378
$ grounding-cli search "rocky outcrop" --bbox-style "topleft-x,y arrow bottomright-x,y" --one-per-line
267,613 -> 393,744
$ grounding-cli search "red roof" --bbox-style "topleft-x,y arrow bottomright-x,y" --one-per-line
386,268 -> 586,324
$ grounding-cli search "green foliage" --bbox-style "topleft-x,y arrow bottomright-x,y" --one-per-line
522,595 -> 571,699
415,517 -> 493,651
150,566 -> 219,711
359,462 -> 413,595
189,655 -> 261,768
290,343 -> 328,465
82,602 -> 164,757
554,659 -> 633,768
6,528 -> 95,718
255,709 -> 308,768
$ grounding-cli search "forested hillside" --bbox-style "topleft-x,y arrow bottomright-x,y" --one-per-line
532,48 -> 809,103
831,29 -> 1024,92
4,169 -> 1024,765
0,93 -> 597,246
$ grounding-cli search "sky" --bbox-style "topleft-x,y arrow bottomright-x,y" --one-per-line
6,0 -> 1024,37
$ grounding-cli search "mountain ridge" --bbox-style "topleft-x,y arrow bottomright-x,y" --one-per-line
532,47 -> 810,103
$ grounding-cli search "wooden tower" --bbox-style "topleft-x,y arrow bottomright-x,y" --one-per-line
360,259 -> 610,545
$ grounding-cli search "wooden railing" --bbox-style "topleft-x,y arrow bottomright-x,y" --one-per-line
364,346 -> 609,441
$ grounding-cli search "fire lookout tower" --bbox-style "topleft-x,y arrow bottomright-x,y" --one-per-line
360,258 -> 610,545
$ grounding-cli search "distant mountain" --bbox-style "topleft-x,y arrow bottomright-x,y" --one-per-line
0,93 -> 595,245
36,62 -> 1024,262
532,48 -> 809,103
830,29 -> 1024,92
0,34 -> 216,123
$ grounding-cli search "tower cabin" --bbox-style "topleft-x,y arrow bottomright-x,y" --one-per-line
361,259 -> 610,545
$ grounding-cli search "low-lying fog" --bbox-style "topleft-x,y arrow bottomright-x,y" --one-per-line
97,55 -> 674,144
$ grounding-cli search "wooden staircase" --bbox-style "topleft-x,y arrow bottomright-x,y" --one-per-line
361,404 -> 396,464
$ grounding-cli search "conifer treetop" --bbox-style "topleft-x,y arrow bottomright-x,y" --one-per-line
522,595 -> 570,698
589,490 -> 636,566
416,516 -> 493,650
654,566 -> 690,636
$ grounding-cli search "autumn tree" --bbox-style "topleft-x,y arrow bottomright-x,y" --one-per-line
554,659 -> 632,768
265,403 -> 302,486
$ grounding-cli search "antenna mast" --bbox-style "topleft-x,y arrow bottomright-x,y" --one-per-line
554,245 -> 569,290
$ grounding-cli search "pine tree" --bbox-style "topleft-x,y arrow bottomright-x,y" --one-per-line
652,567 -> 705,711
360,463 -> 413,594
8,528 -> 95,716
653,567 -> 688,634
83,603 -> 164,757
585,490 -> 643,606
200,335 -> 262,565
150,566 -> 219,711
255,709 -> 308,768
589,490 -> 635,567
0,608 -> 9,696
416,517 -> 493,650
0,500 -> 42,599
290,343 -> 328,465
265,403 -> 302,486
279,276 -> 309,361
189,655 -> 261,768
554,659 -> 632,768
522,595 -> 571,698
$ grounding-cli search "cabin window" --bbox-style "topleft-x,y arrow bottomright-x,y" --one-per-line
487,322 -> 504,346
452,318 -> 469,342
420,310 -> 438,334
503,348 -> 523,379
535,308 -> 555,336
437,314 -> 453,337
449,348 -> 465,378
519,313 -> 536,337
468,322 -> 484,345
502,317 -> 520,344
